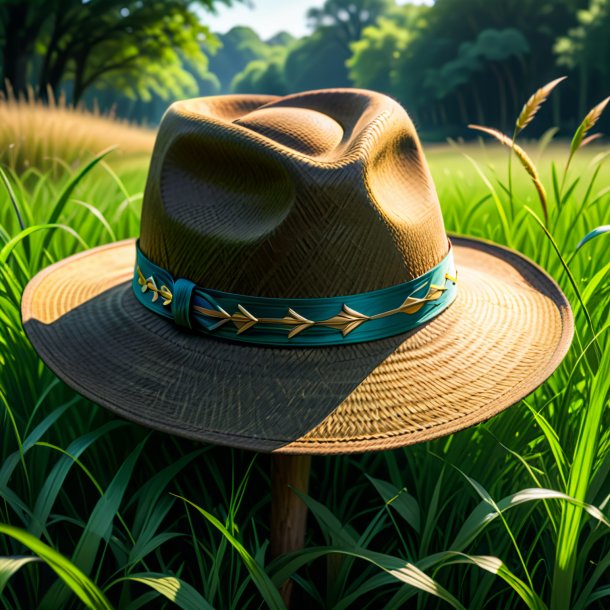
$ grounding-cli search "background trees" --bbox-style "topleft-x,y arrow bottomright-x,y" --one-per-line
1,0 -> 609,137
0,0 -> 234,116
206,26 -> 272,92
555,0 -> 610,117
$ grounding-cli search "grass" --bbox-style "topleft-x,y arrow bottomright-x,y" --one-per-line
0,87 -> 154,174
0,94 -> 609,609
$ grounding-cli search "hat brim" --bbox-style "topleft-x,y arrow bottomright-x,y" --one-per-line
21,236 -> 573,454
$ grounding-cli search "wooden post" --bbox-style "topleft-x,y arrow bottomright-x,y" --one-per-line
270,454 -> 312,607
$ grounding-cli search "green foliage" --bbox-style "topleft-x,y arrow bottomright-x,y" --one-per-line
345,0 -> 594,134
266,32 -> 297,48
0,0 -> 235,105
347,15 -> 414,94
4,0 -> 610,134
0,94 -> 609,608
176,494 -> 287,610
347,3 -> 429,94
111,573 -> 215,610
0,524 -> 112,609
283,28 -> 352,93
306,0 -> 395,50
230,0 -> 400,96
555,0 -> 610,116
425,28 -> 529,104
207,26 -> 273,92
230,47 -> 289,95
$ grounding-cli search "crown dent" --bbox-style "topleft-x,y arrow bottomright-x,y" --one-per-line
235,106 -> 344,158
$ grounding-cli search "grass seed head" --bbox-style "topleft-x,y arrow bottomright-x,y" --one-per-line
571,96 -> 610,153
515,76 -> 566,135
567,96 -> 610,171
469,124 -> 548,223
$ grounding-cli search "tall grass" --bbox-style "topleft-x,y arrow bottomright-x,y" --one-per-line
0,87 -> 154,174
0,91 -> 609,609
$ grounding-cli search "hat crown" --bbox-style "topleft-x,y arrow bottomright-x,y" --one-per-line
139,89 -> 448,298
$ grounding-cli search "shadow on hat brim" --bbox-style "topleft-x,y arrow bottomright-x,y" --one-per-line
21,236 -> 573,454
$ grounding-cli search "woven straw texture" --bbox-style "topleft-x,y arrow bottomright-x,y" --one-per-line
21,89 -> 573,454
140,90 -> 447,297
22,237 -> 572,453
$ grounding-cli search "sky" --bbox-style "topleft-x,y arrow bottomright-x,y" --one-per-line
203,0 -> 433,40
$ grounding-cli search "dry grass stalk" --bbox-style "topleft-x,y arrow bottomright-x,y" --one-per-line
580,133 -> 604,148
569,96 -> 610,159
469,124 -> 548,223
515,76 -> 566,134
0,86 -> 155,173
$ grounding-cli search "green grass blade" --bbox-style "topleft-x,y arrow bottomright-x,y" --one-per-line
292,488 -> 356,547
572,550 -> 610,610
40,438 -> 147,609
583,586 -> 610,607
366,475 -> 420,533
0,524 -> 113,609
0,400 -> 75,492
438,552 -> 547,610
110,573 -> 215,610
524,404 -> 568,488
38,148 -> 115,255
173,494 -> 287,610
332,571 -> 396,610
463,153 -> 512,245
452,487 -> 609,551
0,166 -> 26,232
0,392 -> 25,478
524,206 -> 599,357
0,555 -> 40,593
575,225 -> 610,253
73,200 -> 117,242
29,420 -> 128,538
551,336 -> 610,610
0,223 -> 88,265
269,545 -> 466,610
126,450 -> 202,567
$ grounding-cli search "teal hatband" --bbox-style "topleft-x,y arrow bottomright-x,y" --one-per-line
132,241 -> 458,347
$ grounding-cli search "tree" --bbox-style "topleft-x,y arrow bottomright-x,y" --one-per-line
555,0 -> 610,117
424,29 -> 529,128
0,0 -> 236,104
381,0 -> 589,131
421,0 -> 587,98
266,31 -> 296,48
0,0 -> 48,94
283,28 -> 352,92
207,26 -> 271,92
231,48 -> 289,95
347,5 -> 428,94
307,0 -> 395,52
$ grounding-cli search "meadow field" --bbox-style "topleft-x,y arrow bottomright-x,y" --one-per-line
0,103 -> 609,609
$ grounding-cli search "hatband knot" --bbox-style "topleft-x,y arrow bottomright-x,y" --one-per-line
172,278 -> 197,329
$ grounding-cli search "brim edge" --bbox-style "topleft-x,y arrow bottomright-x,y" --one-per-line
20,236 -> 575,455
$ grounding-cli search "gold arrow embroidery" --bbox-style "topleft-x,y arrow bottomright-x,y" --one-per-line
232,304 -> 259,334
137,267 -> 172,306
318,304 -> 370,336
284,308 -> 315,338
394,284 -> 446,315
192,304 -> 231,330
137,266 -> 455,338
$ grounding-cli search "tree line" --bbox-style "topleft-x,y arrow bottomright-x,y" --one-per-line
1,0 -> 609,137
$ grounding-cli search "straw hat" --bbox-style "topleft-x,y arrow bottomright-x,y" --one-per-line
21,89 -> 573,454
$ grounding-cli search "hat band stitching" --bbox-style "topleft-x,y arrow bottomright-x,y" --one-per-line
133,241 -> 458,346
